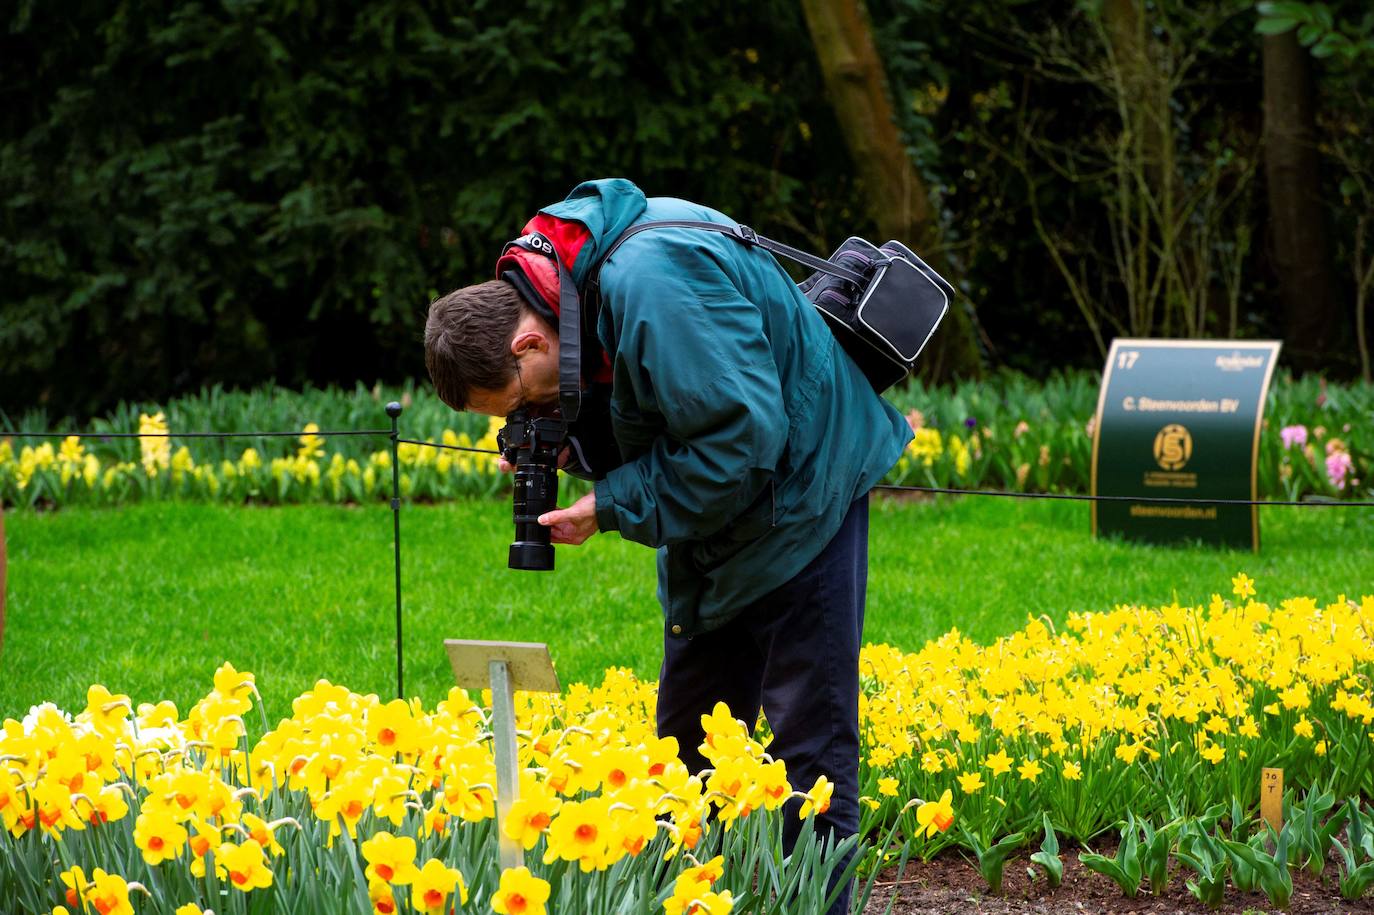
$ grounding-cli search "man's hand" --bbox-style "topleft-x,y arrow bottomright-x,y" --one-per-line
538,492 -> 599,546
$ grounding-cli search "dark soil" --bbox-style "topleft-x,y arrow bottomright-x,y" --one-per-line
861,846 -> 1374,915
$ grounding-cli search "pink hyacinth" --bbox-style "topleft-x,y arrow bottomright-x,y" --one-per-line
1326,450 -> 1354,491
1280,425 -> 1307,449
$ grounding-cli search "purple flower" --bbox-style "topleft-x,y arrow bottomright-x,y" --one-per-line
964,417 -> 978,429
1326,450 -> 1354,491
1280,425 -> 1307,449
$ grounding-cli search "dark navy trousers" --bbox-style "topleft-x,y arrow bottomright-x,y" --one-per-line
657,495 -> 868,915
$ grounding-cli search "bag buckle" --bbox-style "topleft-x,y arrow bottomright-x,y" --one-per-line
737,224 -> 758,244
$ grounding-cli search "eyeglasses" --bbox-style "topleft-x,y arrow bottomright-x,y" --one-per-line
510,362 -> 561,420
513,361 -> 532,415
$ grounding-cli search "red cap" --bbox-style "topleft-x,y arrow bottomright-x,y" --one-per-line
495,246 -> 560,312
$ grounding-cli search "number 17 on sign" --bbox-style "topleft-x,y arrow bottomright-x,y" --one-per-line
1261,767 -> 1283,833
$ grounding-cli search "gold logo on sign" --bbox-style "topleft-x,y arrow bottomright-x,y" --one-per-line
1153,424 -> 1192,470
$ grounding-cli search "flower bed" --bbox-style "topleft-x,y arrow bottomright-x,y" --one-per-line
2,578 -> 1372,912
2,667 -> 854,914
1,373 -> 1369,508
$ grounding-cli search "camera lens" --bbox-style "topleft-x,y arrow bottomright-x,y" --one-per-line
501,411 -> 564,572
510,463 -> 556,571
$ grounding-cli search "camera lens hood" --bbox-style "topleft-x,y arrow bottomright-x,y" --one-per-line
509,540 -> 555,572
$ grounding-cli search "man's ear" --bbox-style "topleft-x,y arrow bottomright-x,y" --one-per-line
510,327 -> 550,357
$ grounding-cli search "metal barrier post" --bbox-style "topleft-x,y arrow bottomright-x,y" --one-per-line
387,402 -> 405,700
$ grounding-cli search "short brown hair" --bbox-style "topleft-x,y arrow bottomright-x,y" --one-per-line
424,279 -> 524,411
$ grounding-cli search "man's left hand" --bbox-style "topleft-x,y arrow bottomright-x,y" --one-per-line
538,492 -> 599,546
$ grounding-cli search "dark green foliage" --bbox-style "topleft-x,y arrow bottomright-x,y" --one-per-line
1028,813 -> 1063,888
1079,813 -> 1144,898
0,0 -> 863,417
1257,1 -> 1374,61
959,826 -> 1025,894
1335,798 -> 1374,900
4,0 -> 1372,416
1176,819 -> 1231,909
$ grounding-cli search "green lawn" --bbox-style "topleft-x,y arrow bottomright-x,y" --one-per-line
2,496 -> 1371,725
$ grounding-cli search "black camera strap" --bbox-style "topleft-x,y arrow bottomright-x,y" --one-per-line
590,219 -> 869,289
554,257 -> 583,423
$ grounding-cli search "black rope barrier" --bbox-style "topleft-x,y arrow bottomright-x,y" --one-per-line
395,437 -> 498,455
391,437 -> 1374,509
5,429 -> 390,439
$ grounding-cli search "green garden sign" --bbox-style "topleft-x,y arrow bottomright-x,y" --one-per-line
1091,338 -> 1281,550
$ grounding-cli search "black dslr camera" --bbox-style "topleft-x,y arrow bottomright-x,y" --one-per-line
497,410 -> 566,571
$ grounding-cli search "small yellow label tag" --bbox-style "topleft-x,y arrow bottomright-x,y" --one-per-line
1261,767 -> 1283,833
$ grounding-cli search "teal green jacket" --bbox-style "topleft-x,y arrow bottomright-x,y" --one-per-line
543,179 -> 912,637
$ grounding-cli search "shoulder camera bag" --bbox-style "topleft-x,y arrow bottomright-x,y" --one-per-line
585,220 -> 952,393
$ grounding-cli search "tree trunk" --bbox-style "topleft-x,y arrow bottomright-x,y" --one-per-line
1263,30 -> 1337,369
799,0 -> 984,378
1101,0 -> 1169,191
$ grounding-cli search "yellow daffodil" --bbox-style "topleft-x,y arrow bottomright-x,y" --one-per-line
87,869 -> 135,915
59,866 -> 89,912
491,865 -> 552,915
915,789 -> 955,838
797,775 -> 833,818
133,809 -> 187,866
665,888 -> 736,915
369,879 -> 398,915
361,830 -> 420,885
411,858 -> 466,913
503,775 -> 563,850
84,684 -> 132,734
983,749 -> 1013,777
543,797 -> 613,871
187,818 -> 223,878
238,813 -> 285,857
368,699 -> 417,755
670,854 -> 724,901
219,839 -> 273,892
